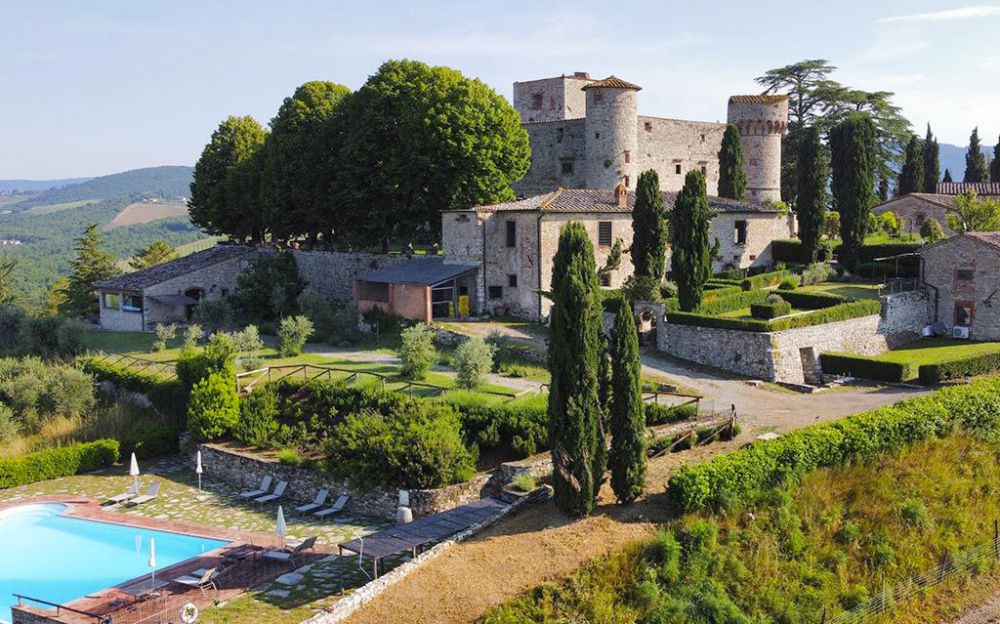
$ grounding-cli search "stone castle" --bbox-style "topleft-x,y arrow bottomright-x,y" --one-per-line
510,72 -> 788,202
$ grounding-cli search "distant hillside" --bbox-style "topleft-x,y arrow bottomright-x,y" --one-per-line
0,178 -> 92,193
10,165 -> 193,211
938,143 -> 995,184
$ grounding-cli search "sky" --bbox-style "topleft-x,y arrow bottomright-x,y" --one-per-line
1,0 -> 999,179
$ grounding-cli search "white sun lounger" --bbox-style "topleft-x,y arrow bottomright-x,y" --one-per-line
253,480 -> 287,504
125,480 -> 160,507
106,481 -> 141,505
314,495 -> 349,518
295,489 -> 329,514
239,475 -> 272,500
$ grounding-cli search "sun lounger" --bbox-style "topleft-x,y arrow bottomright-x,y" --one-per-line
295,489 -> 329,514
125,480 -> 160,507
106,482 -> 141,505
171,567 -> 219,596
263,536 -> 317,567
314,494 -> 349,518
253,480 -> 287,504
239,475 -> 273,500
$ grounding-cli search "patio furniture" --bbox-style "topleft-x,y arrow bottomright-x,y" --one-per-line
106,481 -> 141,505
121,576 -> 168,598
314,494 -> 350,518
240,475 -> 273,500
254,480 -> 287,504
295,489 -> 329,514
125,480 -> 160,507
170,567 -> 219,596
263,536 -> 317,567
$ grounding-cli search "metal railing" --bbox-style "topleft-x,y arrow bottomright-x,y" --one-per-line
12,593 -> 107,623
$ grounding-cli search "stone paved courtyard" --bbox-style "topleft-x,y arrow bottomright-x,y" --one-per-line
0,456 -> 393,624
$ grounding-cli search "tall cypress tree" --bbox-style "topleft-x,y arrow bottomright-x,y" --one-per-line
548,222 -> 605,517
60,224 -> 120,317
797,126 -> 828,263
923,124 -> 940,192
631,170 -> 667,286
991,135 -> 1000,183
898,134 -> 925,195
671,171 -> 713,311
717,124 -> 747,200
830,113 -> 877,272
943,169 -> 953,183
964,127 -> 989,183
608,303 -> 646,505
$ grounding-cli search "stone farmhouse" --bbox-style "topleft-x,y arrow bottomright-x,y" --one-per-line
873,182 -> 1000,236
921,232 -> 1000,341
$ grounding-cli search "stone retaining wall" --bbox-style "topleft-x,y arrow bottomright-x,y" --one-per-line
291,250 -> 411,302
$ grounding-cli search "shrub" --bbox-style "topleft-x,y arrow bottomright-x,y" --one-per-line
195,298 -> 234,333
361,306 -> 404,337
439,391 -> 548,458
183,324 -> 203,349
0,357 -> 96,431
230,252 -> 305,325
0,306 -> 26,353
232,325 -> 264,369
751,299 -> 792,320
187,371 -> 239,441
0,404 -> 18,441
855,261 -> 919,279
769,300 -> 880,331
234,386 -> 280,448
399,324 -> 436,380
921,219 -> 944,242
799,262 -> 836,286
323,400 -> 476,489
778,275 -> 800,290
55,320 -> 87,356
81,359 -> 188,424
118,421 -> 179,460
454,337 -> 496,389
176,337 -> 236,390
152,323 -> 177,352
899,499 -> 930,529
0,439 -> 119,490
740,269 -> 793,291
779,290 -> 846,309
510,472 -> 536,492
919,349 -> 1000,385
695,289 -> 769,315
772,239 -> 804,264
644,401 -> 697,426
276,447 -> 314,468
278,315 -> 314,357
667,312 -> 770,332
16,316 -> 84,357
820,352 -> 912,383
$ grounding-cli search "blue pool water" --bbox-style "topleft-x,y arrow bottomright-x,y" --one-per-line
0,504 -> 228,623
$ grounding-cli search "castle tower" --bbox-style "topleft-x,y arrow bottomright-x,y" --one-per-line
727,95 -> 789,203
582,76 -> 640,190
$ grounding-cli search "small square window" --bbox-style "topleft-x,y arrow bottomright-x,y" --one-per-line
488,286 -> 503,300
102,292 -> 121,309
505,220 -> 516,247
700,134 -> 706,142
531,92 -> 543,110
560,160 -> 574,175
600,273 -> 611,287
623,176 -> 630,188
556,127 -> 564,143
675,164 -> 682,175
700,165 -> 707,175
508,274 -> 518,288
735,220 -> 748,245
594,132 -> 601,139
598,221 -> 613,247
644,121 -> 653,132
955,268 -> 975,281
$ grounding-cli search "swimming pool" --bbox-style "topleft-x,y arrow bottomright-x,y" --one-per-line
0,503 -> 229,623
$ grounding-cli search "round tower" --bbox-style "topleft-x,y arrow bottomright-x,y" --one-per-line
583,76 -> 640,190
726,95 -> 789,203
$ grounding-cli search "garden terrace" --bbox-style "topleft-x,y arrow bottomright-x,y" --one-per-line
821,339 -> 1000,384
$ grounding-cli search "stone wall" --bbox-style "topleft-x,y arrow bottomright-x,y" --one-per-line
513,118 -> 588,196
664,323 -> 777,379
584,86 -> 638,189
881,289 -> 930,339
708,212 -> 795,272
512,75 -> 591,123
873,194 -> 955,236
636,116 -> 726,194
291,250 -> 410,302
923,235 -> 1000,340
11,606 -> 63,624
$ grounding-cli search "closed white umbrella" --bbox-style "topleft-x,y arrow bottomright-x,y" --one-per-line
195,450 -> 203,491
148,537 -> 157,588
129,452 -> 140,492
276,505 -> 287,549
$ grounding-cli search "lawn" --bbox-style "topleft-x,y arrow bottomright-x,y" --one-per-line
797,281 -> 881,300
716,306 -> 810,319
874,339 -> 1000,366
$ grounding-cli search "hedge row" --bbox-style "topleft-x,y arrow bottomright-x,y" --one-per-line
707,278 -> 742,287
667,312 -> 771,332
695,289 -> 769,315
741,269 -> 793,291
645,401 -> 698,426
778,290 -> 846,309
0,439 -> 119,490
702,285 -> 744,299
819,352 -> 912,383
919,349 -> 1000,385
668,300 -> 881,333
82,359 -> 188,425
666,375 -> 1000,513
855,261 -> 920,279
751,301 -> 792,320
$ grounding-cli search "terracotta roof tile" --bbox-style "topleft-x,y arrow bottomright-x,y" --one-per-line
728,95 -> 789,104
464,188 -> 776,215
581,76 -> 641,91
936,182 -> 1000,196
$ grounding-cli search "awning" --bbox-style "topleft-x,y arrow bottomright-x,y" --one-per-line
147,294 -> 198,306
356,257 -> 478,287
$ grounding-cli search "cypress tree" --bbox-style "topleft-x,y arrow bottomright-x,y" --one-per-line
608,303 -> 646,505
923,124 -> 940,192
671,171 -> 713,311
829,113 -> 877,272
878,176 -> 889,203
943,169 -> 953,183
631,170 -> 667,285
60,224 -> 120,317
898,134 -> 925,195
964,127 -> 989,183
991,136 -> 1000,183
796,126 -> 828,263
717,124 -> 747,200
548,222 -> 605,517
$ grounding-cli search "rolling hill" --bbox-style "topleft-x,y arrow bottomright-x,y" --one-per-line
0,178 -> 92,193
7,165 -> 193,211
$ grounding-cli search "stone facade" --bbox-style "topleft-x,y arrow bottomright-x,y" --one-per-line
872,193 -> 956,236
726,96 -> 789,203
922,233 -> 1000,340
292,250 -> 410,302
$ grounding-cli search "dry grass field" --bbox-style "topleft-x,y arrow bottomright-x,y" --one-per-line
104,201 -> 188,229
24,198 -> 99,214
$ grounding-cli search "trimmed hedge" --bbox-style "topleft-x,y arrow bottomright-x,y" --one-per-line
741,270 -> 793,291
666,375 -> 1000,513
855,261 -> 920,279
819,352 -> 912,383
81,359 -> 188,426
668,300 -> 881,333
778,290 -> 846,309
667,312 -> 770,332
701,285 -> 744,299
919,350 -> 1000,385
695,289 -> 769,315
707,278 -> 743,287
751,300 -> 792,320
0,439 -> 119,489
771,239 -> 804,263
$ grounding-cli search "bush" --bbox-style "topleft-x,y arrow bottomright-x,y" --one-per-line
666,375 -> 1000,513
232,325 -> 264,369
855,261 -> 919,279
361,306 -> 404,337
779,290 -> 846,309
799,262 -> 835,286
819,352 -> 912,383
81,359 -> 188,425
741,269 -> 793,291
400,324 -> 436,380
0,357 -> 96,432
176,336 -> 236,390
0,439 -> 119,490
234,386 -> 280,447
55,320 -> 87,356
195,298 -> 234,333
323,400 -> 476,489
921,219 -> 944,242
919,349 -> 1000,385
439,391 -> 548,458
278,315 -> 314,356
187,371 -> 239,441
510,472 -> 536,492
772,239 -> 804,264
695,289 -> 769,315
778,275 -> 800,290
118,422 -> 179,460
454,337 -> 496,389
152,323 -> 177,352
751,299 -> 792,320
183,324 -> 202,349
644,401 -> 697,426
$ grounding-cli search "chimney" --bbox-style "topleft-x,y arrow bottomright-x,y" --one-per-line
573,72 -> 590,79
615,182 -> 628,208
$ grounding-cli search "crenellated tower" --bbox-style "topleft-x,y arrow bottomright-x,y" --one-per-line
582,76 -> 640,190
726,95 -> 789,202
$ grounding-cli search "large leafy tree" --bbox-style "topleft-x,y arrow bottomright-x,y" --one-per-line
947,190 -> 1000,233
129,241 -> 177,271
335,60 -> 530,250
671,171 -> 713,312
608,303 -> 645,505
548,222 -> 605,517
61,224 -> 120,317
991,135 -> 1000,183
796,126 -> 828,263
631,170 -> 667,291
897,134 -> 925,195
189,116 -> 268,241
717,124 -> 747,200
964,127 -> 989,183
923,124 -> 940,191
830,113 -> 877,272
261,81 -> 351,242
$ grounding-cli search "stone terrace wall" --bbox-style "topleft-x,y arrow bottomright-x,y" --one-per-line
291,250 -> 410,302
769,315 -> 888,384
881,289 -> 930,339
664,323 -> 776,379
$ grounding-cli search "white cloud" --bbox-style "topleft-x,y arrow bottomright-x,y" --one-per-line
878,5 -> 1000,23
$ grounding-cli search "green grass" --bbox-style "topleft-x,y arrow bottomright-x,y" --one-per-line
24,199 -> 99,215
716,306 -> 810,319
83,330 -> 175,354
874,339 -> 1000,367
798,282 -> 881,300
863,232 -> 920,245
